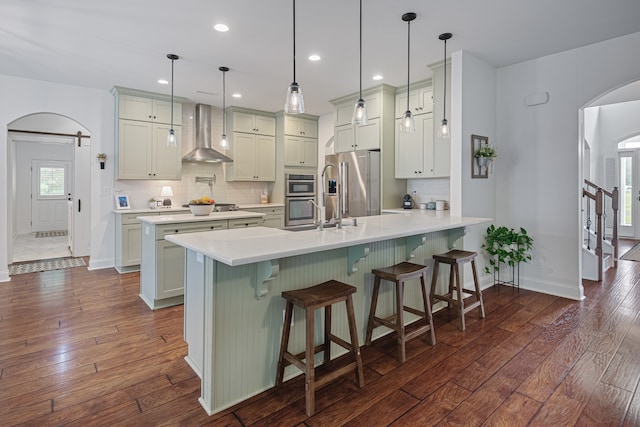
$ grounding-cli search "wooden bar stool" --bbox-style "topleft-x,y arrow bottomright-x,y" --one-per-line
275,280 -> 364,417
430,249 -> 485,330
365,262 -> 436,363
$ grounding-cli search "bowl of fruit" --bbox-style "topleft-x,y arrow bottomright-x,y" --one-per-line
189,197 -> 215,216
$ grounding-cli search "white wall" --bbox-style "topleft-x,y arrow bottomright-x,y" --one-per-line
456,51 -> 498,283
496,31 -> 640,300
0,75 -> 113,280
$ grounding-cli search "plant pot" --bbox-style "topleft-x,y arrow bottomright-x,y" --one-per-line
476,157 -> 489,168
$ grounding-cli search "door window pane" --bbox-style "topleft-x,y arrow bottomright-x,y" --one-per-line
620,157 -> 632,227
39,166 -> 65,197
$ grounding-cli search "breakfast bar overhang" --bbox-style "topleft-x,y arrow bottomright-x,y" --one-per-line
166,210 -> 491,415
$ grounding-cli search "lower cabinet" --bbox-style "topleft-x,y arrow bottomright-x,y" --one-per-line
114,210 -> 189,273
140,219 -> 233,310
140,217 -> 262,310
242,206 -> 285,228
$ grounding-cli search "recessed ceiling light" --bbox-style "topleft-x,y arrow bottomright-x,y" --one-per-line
372,75 -> 383,81
158,79 -> 169,85
308,54 -> 321,61
232,93 -> 242,98
214,23 -> 229,32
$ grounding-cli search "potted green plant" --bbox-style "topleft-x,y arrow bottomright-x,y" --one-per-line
475,145 -> 497,171
482,225 -> 533,282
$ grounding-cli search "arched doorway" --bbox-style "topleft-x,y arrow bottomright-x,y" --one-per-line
7,113 -> 91,263
580,79 -> 640,279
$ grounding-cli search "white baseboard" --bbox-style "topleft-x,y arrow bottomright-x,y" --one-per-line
87,258 -> 114,271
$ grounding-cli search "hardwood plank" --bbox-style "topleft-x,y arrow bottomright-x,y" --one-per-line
481,391 -> 541,426
390,382 -> 471,426
528,350 -> 610,426
576,382 -> 632,426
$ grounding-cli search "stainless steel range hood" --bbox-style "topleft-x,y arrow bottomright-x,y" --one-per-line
182,104 -> 233,163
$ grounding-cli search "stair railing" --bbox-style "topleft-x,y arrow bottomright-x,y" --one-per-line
582,179 -> 619,281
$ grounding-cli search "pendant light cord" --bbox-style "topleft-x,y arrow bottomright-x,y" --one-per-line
222,70 -> 226,134
170,58 -> 174,129
406,17 -> 411,112
359,0 -> 362,99
443,38 -> 447,121
292,0 -> 296,83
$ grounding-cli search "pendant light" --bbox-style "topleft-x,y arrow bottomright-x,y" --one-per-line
400,13 -> 416,133
351,0 -> 368,125
219,66 -> 229,148
284,0 -> 304,113
166,54 -> 179,147
438,33 -> 452,139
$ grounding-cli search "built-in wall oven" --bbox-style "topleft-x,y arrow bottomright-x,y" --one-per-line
285,173 -> 316,226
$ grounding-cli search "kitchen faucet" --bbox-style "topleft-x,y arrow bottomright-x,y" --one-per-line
307,199 -> 324,231
321,163 -> 342,229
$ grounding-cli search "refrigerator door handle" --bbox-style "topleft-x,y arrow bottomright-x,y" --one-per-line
340,161 -> 348,216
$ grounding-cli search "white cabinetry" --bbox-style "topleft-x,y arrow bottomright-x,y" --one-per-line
118,94 -> 182,125
332,90 -> 386,153
226,108 -> 276,181
112,87 -> 184,180
278,113 -> 318,168
242,206 -> 285,228
395,85 -> 433,118
114,210 -> 189,273
394,79 -> 449,178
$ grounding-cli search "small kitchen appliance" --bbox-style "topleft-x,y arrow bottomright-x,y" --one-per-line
402,194 -> 414,209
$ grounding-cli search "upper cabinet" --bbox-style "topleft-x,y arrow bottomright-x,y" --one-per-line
394,79 -> 449,178
232,111 -> 275,136
112,87 -> 185,180
118,94 -> 182,125
226,107 -> 276,181
330,84 -> 394,154
395,84 -> 433,118
278,113 -> 319,168
284,115 -> 318,139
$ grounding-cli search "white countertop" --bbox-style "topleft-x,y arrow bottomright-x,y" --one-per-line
137,210 -> 265,225
112,203 -> 283,215
166,210 -> 492,267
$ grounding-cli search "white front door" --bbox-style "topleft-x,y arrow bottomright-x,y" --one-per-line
31,160 -> 71,232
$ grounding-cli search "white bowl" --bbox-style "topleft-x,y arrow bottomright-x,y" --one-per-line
189,203 -> 214,216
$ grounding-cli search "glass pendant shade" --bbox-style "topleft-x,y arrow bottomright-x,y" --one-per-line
167,128 -> 177,146
285,82 -> 304,113
352,99 -> 369,125
220,133 -> 228,148
166,53 -> 179,147
438,119 -> 449,138
400,110 -> 415,133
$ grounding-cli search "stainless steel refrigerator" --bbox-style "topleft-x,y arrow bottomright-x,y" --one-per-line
323,150 -> 381,220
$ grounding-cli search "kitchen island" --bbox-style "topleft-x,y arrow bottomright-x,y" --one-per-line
166,210 -> 491,415
137,210 -> 265,310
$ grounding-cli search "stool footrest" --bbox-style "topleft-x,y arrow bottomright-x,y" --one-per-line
315,361 -> 359,389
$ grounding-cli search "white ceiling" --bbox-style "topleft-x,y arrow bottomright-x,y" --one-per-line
2,0 -> 640,116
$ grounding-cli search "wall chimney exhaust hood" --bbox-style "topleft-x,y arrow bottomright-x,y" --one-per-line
182,104 -> 233,163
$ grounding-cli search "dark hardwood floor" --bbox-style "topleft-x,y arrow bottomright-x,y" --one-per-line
1,240 -> 639,426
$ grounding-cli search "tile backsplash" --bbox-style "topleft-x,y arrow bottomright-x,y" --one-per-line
406,178 -> 450,207
113,162 -> 269,209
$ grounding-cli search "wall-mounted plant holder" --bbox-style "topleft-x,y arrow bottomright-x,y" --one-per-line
471,134 -> 489,179
97,153 -> 107,170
